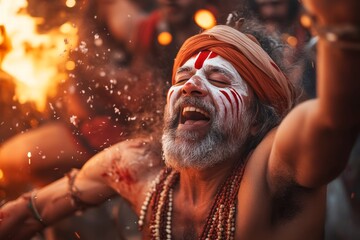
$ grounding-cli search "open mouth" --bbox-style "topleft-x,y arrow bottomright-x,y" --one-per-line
180,106 -> 210,125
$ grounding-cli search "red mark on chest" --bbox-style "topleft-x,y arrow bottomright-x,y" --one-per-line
194,51 -> 218,69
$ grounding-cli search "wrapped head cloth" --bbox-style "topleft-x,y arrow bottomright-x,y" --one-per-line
172,25 -> 296,117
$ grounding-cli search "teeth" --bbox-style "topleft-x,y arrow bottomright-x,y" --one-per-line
182,106 -> 209,118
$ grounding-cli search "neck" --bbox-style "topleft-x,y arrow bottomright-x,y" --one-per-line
140,157 -> 247,239
175,158 -> 237,206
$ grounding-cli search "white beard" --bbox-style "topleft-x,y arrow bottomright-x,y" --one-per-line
162,97 -> 250,170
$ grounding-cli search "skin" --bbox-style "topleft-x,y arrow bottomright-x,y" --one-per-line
1,0 -> 360,239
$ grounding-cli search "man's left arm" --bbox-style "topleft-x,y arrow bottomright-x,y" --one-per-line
268,0 -> 360,188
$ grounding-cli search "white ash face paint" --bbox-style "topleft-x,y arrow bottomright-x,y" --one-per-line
167,52 -> 249,129
162,51 -> 253,170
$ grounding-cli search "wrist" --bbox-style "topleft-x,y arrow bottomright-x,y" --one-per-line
303,14 -> 360,51
316,24 -> 360,42
21,190 -> 47,228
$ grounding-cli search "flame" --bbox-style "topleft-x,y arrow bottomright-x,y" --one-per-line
0,0 -> 78,111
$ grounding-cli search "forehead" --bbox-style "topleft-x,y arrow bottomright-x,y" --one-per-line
180,52 -> 240,76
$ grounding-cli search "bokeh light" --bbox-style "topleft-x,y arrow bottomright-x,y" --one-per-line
286,36 -> 298,47
65,60 -> 76,71
157,31 -> 172,46
194,9 -> 216,29
300,14 -> 312,29
65,0 -> 76,8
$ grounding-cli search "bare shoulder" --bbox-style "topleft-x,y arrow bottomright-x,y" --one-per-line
81,137 -> 164,207
245,125 -> 325,199
238,130 -> 327,239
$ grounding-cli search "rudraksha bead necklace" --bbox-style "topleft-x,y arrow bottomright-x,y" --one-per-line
138,160 -> 246,240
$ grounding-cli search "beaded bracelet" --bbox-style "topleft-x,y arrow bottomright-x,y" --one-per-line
27,191 -> 46,227
315,24 -> 360,51
66,168 -> 97,211
305,14 -> 360,51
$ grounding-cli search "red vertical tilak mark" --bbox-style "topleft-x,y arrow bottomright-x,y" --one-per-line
195,51 -> 210,69
194,51 -> 218,69
208,51 -> 218,59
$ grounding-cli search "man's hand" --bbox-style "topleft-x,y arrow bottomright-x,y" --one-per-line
302,0 -> 360,25
0,196 -> 43,240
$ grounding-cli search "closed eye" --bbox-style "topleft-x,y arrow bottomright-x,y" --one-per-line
175,66 -> 193,85
209,79 -> 229,87
175,79 -> 189,86
205,66 -> 232,87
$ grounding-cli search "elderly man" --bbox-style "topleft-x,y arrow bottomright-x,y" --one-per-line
1,0 -> 359,239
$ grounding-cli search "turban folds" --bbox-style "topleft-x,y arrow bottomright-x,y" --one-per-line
172,25 -> 296,117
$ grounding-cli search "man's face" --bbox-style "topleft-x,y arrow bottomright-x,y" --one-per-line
162,51 -> 252,170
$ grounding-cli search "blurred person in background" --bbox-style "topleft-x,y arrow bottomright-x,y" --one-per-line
247,0 -> 309,51
246,0 -> 315,101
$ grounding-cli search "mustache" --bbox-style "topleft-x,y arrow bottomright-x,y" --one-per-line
165,97 -> 215,129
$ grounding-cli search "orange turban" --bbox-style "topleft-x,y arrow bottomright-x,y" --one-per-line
172,25 -> 296,117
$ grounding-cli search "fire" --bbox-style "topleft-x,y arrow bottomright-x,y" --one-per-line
0,0 -> 78,111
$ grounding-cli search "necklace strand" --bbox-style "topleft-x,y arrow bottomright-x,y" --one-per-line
138,161 -> 246,240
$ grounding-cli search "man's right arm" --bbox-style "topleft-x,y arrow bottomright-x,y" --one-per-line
0,137 -> 163,240
0,164 -> 115,240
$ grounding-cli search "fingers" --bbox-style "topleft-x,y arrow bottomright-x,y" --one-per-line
302,0 -> 360,25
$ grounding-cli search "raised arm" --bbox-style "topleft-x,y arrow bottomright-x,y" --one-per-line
269,0 -> 360,188
0,138 -> 163,240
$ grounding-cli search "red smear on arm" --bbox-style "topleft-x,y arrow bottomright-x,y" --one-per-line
102,161 -> 136,186
115,168 -> 135,185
